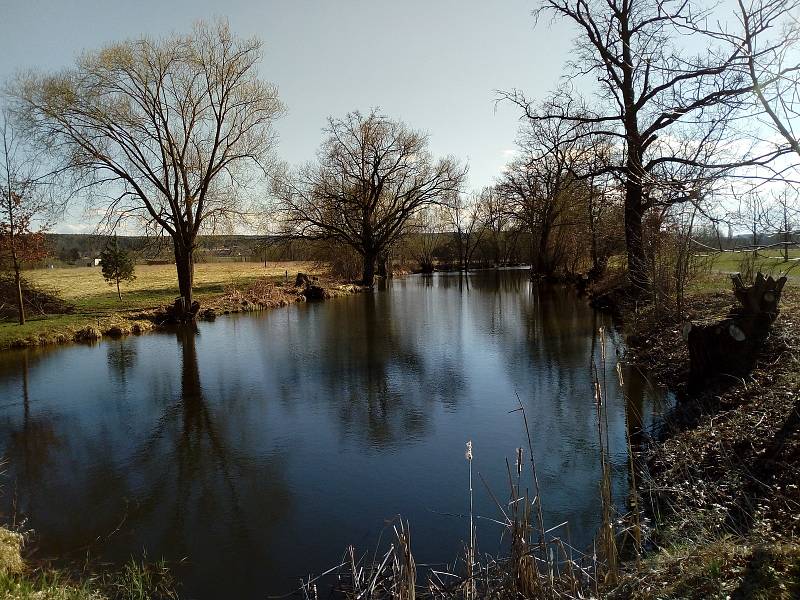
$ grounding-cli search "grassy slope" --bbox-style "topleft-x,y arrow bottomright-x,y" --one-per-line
0,261 -> 317,350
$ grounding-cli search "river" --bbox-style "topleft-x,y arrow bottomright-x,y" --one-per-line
0,269 -> 669,598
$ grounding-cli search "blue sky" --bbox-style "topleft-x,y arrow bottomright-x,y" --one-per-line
0,0 -> 577,233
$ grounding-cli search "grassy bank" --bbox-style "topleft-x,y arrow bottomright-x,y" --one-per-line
0,261 -> 355,350
0,527 -> 177,600
608,275 -> 800,598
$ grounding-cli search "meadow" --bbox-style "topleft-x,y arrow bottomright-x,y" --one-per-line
0,261 -> 318,350
703,248 -> 800,275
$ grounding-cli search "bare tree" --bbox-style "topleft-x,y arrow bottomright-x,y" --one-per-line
0,109 -> 60,324
502,1 -> 782,295
404,205 -> 446,273
10,21 -> 283,320
478,185 -> 517,267
734,0 -> 800,160
735,188 -> 771,250
276,109 -> 466,285
443,191 -> 485,271
499,112 -> 594,275
771,185 -> 799,261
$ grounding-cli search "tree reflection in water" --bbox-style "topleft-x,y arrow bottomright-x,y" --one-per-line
0,270 -> 670,599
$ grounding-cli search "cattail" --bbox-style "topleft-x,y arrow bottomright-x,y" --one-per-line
516,447 -> 524,476
465,440 -> 473,461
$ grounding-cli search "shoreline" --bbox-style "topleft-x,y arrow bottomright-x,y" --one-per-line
603,283 -> 800,598
0,273 -> 367,352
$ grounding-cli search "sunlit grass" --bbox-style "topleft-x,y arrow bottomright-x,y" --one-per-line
702,249 -> 800,275
0,261 -> 319,349
25,261 -> 313,309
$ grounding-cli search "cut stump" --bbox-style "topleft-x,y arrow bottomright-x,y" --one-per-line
684,272 -> 787,383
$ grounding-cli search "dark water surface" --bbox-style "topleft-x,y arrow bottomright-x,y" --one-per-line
0,270 -> 669,598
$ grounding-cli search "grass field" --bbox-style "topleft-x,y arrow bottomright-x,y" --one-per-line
0,261 -> 318,350
701,248 -> 800,276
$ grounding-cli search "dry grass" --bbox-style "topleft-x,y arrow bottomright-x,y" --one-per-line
0,261 -> 322,350
0,528 -> 24,575
614,538 -> 800,599
25,261 -> 317,308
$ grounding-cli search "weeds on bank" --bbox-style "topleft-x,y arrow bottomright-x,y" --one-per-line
0,525 -> 176,600
0,554 -> 177,600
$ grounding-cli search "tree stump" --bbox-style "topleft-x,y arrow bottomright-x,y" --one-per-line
294,272 -> 327,300
294,272 -> 312,288
684,272 -> 787,384
159,296 -> 200,324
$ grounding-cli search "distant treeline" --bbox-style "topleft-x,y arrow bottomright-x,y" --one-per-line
42,227 -> 791,272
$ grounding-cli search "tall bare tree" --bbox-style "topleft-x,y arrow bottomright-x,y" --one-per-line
499,113 -> 593,275
10,21 -> 283,320
502,1 -> 782,295
276,109 -> 466,285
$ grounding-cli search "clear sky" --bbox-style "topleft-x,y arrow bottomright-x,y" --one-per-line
0,0 -> 577,232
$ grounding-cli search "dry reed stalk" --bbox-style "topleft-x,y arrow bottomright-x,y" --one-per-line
464,440 -> 475,600
393,520 -> 416,600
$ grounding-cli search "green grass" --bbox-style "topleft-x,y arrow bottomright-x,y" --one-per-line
0,559 -> 177,600
701,248 -> 800,276
0,261 -> 318,350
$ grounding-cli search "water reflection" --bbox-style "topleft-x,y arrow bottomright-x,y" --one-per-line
0,270 -> 670,598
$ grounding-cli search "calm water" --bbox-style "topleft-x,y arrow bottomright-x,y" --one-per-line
0,270 -> 668,598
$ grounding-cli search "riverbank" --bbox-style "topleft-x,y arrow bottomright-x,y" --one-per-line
0,526 -> 177,599
0,262 -> 364,351
3,269 -> 797,598
609,278 -> 800,598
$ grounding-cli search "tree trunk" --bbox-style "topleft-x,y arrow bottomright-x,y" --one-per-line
173,241 -> 198,322
116,278 -> 122,301
13,262 -> 24,325
536,222 -> 552,275
377,252 -> 390,279
624,180 -> 649,296
361,252 -> 376,286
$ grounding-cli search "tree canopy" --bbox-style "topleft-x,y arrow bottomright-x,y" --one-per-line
276,109 -> 466,285
10,20 -> 284,319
